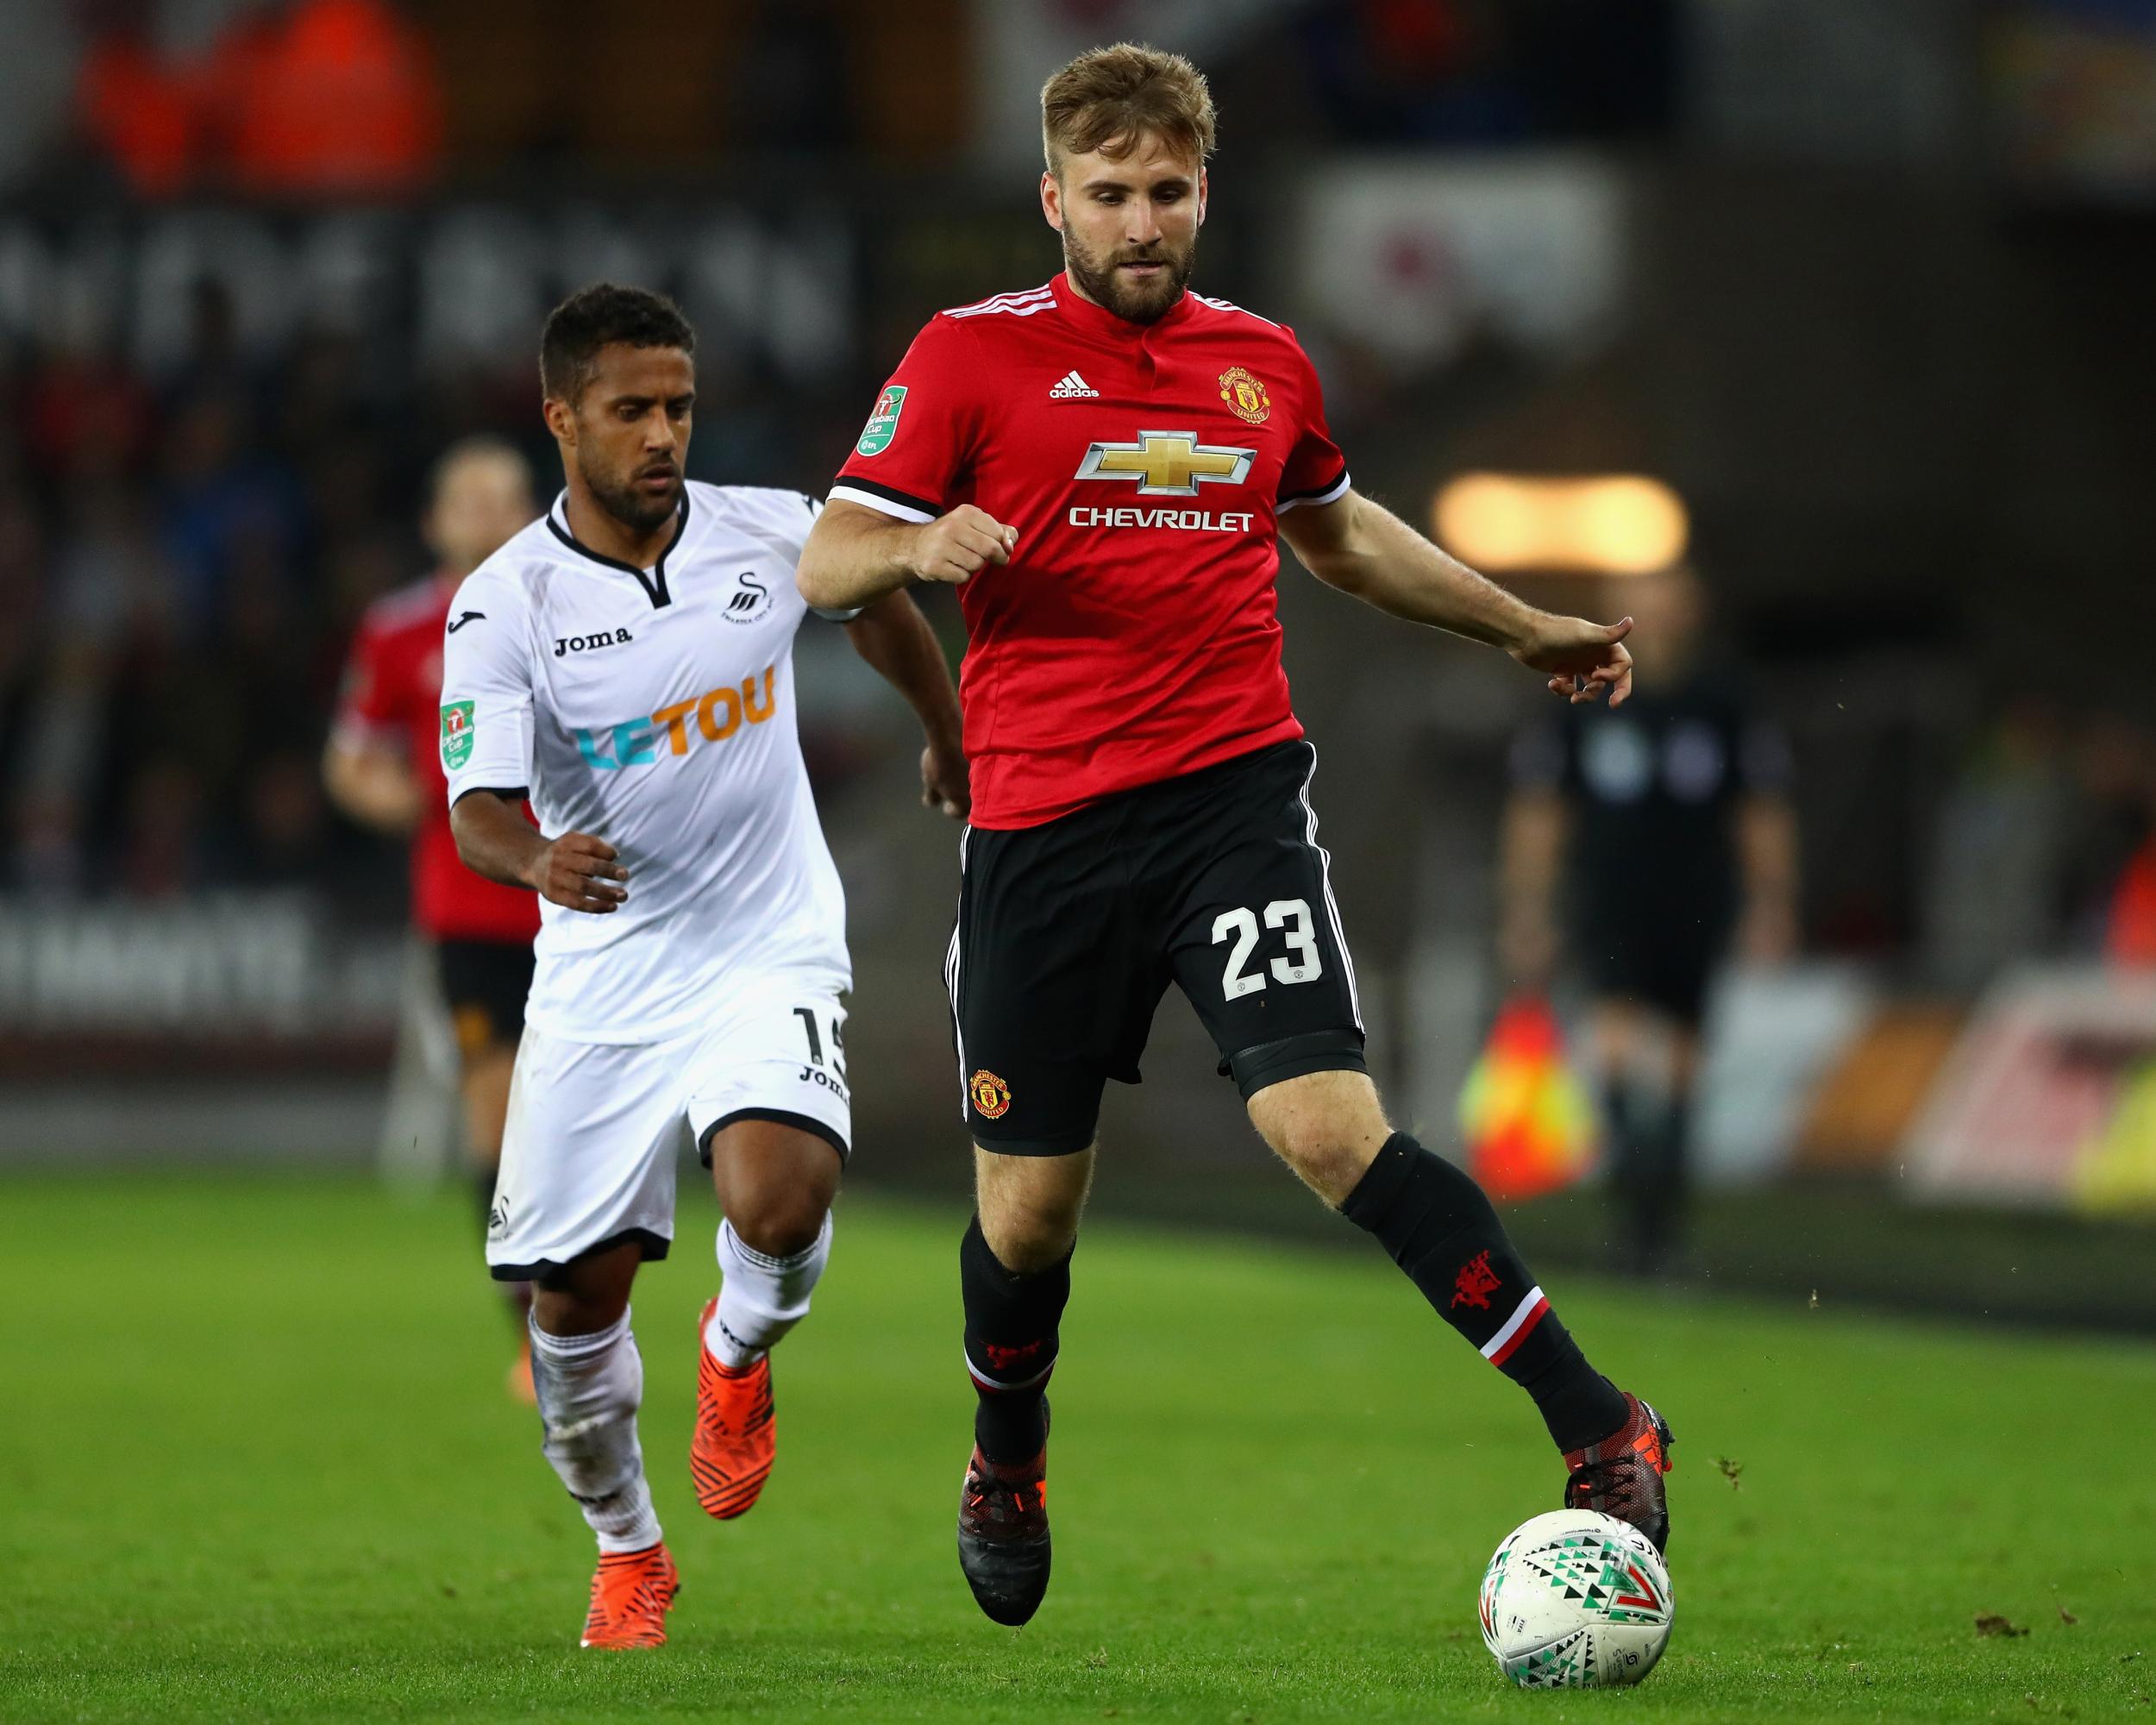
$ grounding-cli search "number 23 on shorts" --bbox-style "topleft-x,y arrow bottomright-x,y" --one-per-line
1211,897 -> 1323,1000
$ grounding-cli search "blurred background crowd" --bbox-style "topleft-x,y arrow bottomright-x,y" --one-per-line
2,0 -> 2153,1316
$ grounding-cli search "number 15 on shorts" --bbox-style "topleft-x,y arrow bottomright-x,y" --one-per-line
793,1006 -> 848,1088
1213,898 -> 1322,1000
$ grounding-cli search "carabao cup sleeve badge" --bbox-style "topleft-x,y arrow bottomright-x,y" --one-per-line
856,385 -> 907,456
440,700 -> 475,769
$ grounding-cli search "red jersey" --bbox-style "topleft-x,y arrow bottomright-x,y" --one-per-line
332,574 -> 540,944
832,273 -> 1351,829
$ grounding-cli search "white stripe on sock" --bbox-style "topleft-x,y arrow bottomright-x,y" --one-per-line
1479,1285 -> 1547,1359
963,1344 -> 1056,1393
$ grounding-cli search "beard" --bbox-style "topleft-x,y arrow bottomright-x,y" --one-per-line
581,450 -> 681,536
1062,228 -> 1195,324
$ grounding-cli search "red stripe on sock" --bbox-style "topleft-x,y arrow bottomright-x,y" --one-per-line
1487,1294 -> 1551,1368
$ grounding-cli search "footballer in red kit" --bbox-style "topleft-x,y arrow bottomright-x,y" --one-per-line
830,273 -> 1344,829
800,44 -> 1675,1629
326,436 -> 542,1400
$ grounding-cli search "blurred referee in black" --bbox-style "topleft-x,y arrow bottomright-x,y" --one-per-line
1500,563 -> 1797,1275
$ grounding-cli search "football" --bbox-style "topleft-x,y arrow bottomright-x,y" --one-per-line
1478,1509 -> 1675,1690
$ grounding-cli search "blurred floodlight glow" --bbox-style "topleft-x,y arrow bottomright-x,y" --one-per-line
1432,474 -> 1689,574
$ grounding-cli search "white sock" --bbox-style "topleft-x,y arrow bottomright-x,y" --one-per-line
704,1214 -> 832,1369
529,1309 -> 662,1554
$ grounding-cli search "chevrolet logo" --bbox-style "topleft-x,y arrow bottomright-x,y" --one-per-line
1075,430 -> 1255,497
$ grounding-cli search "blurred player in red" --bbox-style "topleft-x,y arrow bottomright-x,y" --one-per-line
325,436 -> 542,1400
801,43 -> 1672,1629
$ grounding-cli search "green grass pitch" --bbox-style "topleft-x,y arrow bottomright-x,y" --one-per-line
3,1170 -> 2151,1722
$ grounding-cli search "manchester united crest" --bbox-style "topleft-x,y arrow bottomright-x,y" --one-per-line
1218,366 -> 1270,425
969,1069 -> 1012,1120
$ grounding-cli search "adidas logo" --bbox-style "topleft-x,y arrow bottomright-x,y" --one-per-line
1049,370 -> 1099,399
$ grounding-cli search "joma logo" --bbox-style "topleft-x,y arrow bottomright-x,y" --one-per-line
556,628 -> 632,657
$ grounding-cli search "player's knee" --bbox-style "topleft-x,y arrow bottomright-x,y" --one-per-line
976,1149 -> 1089,1273
1271,1126 -> 1374,1201
530,1238 -> 641,1336
531,1284 -> 625,1339
978,1185 -> 1081,1271
981,1209 -> 1074,1276
1248,1070 -> 1389,1203
727,1186 -> 832,1258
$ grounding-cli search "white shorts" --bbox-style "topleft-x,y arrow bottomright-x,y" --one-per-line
486,975 -> 851,1281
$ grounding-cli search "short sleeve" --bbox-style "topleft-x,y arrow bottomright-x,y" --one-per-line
829,317 -> 981,524
1275,335 -> 1351,513
437,578 -> 534,806
330,616 -> 400,752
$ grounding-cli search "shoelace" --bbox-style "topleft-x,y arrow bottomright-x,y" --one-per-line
1565,1452 -> 1652,1516
964,1465 -> 1042,1525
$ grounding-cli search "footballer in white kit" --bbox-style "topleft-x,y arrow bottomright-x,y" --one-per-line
445,285 -> 965,1651
449,480 -> 854,1276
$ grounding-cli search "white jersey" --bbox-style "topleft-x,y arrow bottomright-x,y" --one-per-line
440,480 -> 850,1044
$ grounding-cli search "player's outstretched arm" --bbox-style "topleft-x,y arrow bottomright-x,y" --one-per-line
448,791 -> 628,913
841,593 -> 970,819
797,499 -> 1016,612
1280,488 -> 1634,706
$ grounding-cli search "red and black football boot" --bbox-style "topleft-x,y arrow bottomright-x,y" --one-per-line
956,1405 -> 1050,1627
1564,1390 -> 1675,1553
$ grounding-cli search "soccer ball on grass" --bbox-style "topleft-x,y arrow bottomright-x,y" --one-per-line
1477,1509 -> 1674,1689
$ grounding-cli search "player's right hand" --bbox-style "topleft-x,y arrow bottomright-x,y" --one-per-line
526,831 -> 628,913
908,505 -> 1016,586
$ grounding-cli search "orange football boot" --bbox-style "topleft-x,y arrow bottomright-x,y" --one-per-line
579,1542 -> 679,1649
691,1295 -> 775,1519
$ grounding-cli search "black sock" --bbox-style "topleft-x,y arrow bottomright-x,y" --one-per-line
1341,1132 -> 1627,1452
961,1214 -> 1070,1464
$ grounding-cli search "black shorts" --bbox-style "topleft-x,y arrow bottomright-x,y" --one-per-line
436,938 -> 535,1060
1576,899 -> 1728,1027
949,739 -> 1366,1154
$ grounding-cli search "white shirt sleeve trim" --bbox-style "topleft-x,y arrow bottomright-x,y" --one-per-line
1276,470 -> 1353,513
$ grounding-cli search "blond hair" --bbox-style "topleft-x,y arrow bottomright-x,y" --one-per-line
1041,42 -> 1216,174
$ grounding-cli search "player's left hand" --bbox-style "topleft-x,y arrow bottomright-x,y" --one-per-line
921,737 -> 970,820
1514,614 -> 1634,706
